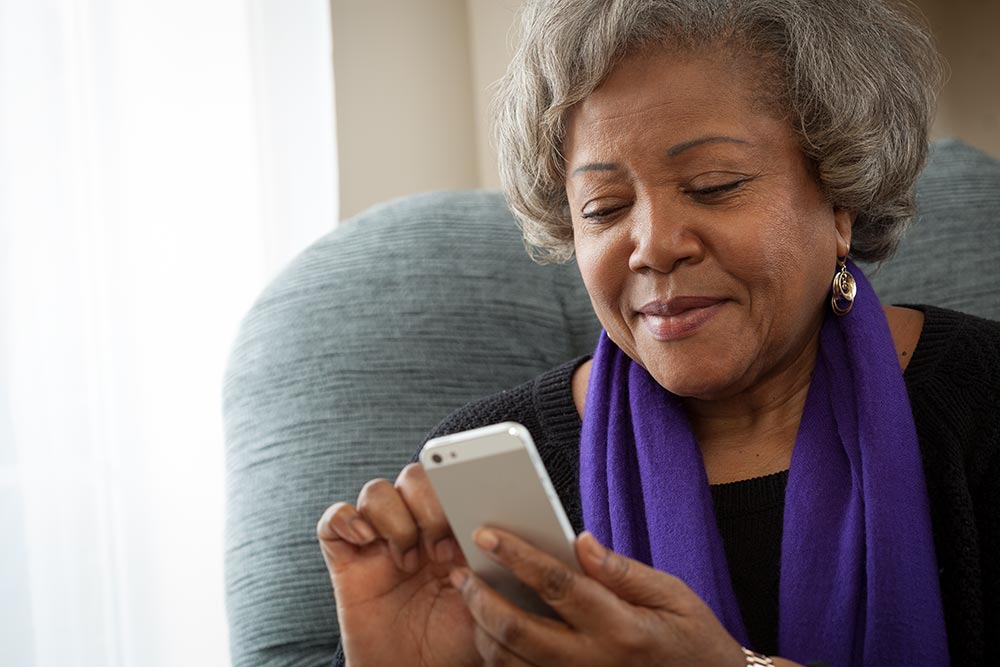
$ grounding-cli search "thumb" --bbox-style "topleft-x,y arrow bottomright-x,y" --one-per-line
575,532 -> 688,609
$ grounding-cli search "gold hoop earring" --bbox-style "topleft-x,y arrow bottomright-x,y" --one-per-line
831,255 -> 856,316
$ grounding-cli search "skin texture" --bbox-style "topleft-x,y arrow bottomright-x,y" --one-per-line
318,48 -> 924,666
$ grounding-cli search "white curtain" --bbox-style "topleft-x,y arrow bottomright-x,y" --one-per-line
0,1 -> 337,665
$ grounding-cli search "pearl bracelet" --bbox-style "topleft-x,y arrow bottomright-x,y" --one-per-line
741,646 -> 775,666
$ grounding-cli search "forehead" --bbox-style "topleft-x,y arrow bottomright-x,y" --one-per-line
564,48 -> 787,160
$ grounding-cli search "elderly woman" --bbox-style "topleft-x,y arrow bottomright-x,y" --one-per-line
318,0 -> 999,665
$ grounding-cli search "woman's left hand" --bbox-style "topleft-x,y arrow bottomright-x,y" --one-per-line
450,527 -> 746,666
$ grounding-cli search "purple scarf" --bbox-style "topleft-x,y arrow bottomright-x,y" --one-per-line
580,262 -> 949,665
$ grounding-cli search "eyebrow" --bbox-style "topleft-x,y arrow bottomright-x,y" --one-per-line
571,162 -> 620,176
570,136 -> 750,177
666,136 -> 749,158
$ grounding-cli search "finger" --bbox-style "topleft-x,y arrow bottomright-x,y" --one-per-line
472,527 -> 629,633
356,478 -> 420,572
453,567 -> 573,666
575,532 -> 689,610
395,463 -> 458,564
316,501 -> 377,546
315,502 -> 378,576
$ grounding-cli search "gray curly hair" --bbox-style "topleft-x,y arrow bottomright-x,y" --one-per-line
492,0 -> 944,264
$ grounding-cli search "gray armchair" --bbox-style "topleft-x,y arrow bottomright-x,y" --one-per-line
222,139 -> 1000,667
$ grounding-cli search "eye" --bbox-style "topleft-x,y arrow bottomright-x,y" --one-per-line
687,178 -> 749,202
581,205 -> 624,221
580,198 -> 630,222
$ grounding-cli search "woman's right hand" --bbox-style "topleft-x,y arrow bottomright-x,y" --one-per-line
317,462 -> 480,667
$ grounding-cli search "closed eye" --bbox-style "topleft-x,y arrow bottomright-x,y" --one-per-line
580,200 -> 631,222
581,205 -> 627,220
688,179 -> 750,202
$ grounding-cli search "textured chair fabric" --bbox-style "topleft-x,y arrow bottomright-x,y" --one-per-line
862,139 -> 1000,318
223,190 -> 600,667
222,140 -> 999,667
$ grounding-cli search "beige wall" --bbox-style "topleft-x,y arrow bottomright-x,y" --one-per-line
330,0 -> 999,219
465,0 -> 521,190
330,0 -> 479,219
915,0 -> 1000,159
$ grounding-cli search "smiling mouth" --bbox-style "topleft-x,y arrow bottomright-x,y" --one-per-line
637,297 -> 727,341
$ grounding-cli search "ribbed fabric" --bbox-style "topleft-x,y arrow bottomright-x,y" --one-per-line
334,305 -> 997,667
712,471 -> 787,655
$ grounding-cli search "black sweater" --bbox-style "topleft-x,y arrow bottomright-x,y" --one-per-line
335,306 -> 999,666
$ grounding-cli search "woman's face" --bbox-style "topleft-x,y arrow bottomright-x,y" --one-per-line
564,49 -> 851,400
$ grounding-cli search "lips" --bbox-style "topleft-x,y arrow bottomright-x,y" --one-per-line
637,297 -> 728,341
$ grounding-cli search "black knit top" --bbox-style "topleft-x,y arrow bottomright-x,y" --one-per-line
422,306 -> 1000,665
333,306 -> 999,666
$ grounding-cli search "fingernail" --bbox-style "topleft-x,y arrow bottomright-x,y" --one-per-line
449,568 -> 469,590
434,538 -> 455,563
580,531 -> 606,565
402,548 -> 420,573
474,528 -> 499,552
350,519 -> 375,544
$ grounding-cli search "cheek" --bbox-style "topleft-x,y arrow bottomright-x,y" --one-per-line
574,224 -> 618,302
749,205 -> 839,319
577,244 -> 621,320
574,231 -> 638,343
577,245 -> 612,295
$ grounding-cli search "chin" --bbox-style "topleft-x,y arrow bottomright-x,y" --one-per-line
642,351 -> 747,400
630,344 -> 745,400
657,374 -> 741,401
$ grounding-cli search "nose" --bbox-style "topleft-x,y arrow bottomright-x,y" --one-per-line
627,196 -> 705,274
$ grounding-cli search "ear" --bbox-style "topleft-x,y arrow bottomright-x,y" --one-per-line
833,208 -> 854,257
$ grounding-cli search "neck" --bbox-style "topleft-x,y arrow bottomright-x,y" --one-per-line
684,322 -> 821,485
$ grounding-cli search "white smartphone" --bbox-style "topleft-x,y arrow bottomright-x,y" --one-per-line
419,421 -> 580,617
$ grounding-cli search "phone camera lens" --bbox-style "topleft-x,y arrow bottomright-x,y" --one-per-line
431,453 -> 443,464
